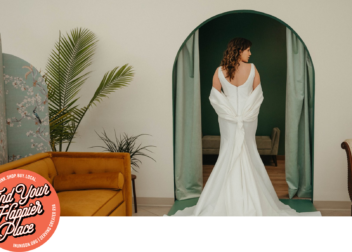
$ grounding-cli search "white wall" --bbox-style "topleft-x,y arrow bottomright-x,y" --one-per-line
0,0 -> 351,202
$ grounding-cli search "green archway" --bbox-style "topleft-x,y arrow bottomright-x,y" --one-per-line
172,10 -> 316,201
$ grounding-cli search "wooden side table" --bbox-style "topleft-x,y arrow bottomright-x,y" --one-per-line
131,174 -> 137,213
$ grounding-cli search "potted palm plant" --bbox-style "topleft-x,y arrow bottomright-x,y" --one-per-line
44,27 -> 134,151
90,129 -> 156,173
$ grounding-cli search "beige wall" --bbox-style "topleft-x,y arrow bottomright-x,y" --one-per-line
0,0 -> 350,202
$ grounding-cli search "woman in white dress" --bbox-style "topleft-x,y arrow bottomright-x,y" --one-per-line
167,38 -> 321,216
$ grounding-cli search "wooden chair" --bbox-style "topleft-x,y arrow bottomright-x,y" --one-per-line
341,139 -> 352,216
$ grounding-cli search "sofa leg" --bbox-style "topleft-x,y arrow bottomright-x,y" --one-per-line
132,175 -> 137,213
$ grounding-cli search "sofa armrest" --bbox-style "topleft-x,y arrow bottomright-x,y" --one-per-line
47,152 -> 132,216
0,153 -> 57,184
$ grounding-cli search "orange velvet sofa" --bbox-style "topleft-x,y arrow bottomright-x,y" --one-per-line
0,152 -> 132,216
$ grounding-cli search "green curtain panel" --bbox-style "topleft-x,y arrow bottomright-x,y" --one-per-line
1,49 -> 51,163
285,28 -> 314,198
0,35 -> 8,165
174,30 -> 203,200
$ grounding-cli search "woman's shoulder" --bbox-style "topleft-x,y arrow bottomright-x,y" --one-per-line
212,66 -> 222,92
252,63 -> 259,73
252,63 -> 261,89
250,63 -> 259,74
215,65 -> 222,77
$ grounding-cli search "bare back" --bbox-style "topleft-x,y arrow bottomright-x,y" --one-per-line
213,63 -> 261,92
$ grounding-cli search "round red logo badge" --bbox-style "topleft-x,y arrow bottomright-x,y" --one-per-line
0,169 -> 60,251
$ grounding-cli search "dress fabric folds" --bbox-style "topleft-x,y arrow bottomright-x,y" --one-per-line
167,63 -> 321,216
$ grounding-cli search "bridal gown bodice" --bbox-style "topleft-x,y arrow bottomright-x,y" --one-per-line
166,63 -> 321,217
217,64 -> 259,160
219,63 -> 255,114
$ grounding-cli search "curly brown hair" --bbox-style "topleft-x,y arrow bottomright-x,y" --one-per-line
220,38 -> 252,82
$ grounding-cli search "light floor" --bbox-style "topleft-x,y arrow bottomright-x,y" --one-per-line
132,156 -> 350,216
131,204 -> 351,217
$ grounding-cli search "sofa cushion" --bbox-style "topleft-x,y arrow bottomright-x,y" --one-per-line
202,135 -> 220,149
57,189 -> 124,216
255,136 -> 272,150
203,149 -> 220,155
17,158 -> 58,185
50,152 -> 128,176
203,135 -> 273,151
53,172 -> 124,192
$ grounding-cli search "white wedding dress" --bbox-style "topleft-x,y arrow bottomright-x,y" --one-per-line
167,63 -> 322,216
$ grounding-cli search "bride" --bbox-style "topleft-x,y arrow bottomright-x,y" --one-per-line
166,38 -> 322,216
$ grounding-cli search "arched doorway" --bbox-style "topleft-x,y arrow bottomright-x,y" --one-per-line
170,10 -> 316,214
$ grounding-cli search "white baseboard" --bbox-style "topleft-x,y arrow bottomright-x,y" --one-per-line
132,197 -> 174,207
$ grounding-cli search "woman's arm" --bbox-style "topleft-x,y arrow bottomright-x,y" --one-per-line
253,65 -> 261,90
213,67 -> 222,92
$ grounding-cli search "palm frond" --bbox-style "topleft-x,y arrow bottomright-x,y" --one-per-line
46,28 -> 98,110
89,64 -> 134,107
45,27 -> 134,152
65,64 -> 134,151
46,28 -> 98,151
